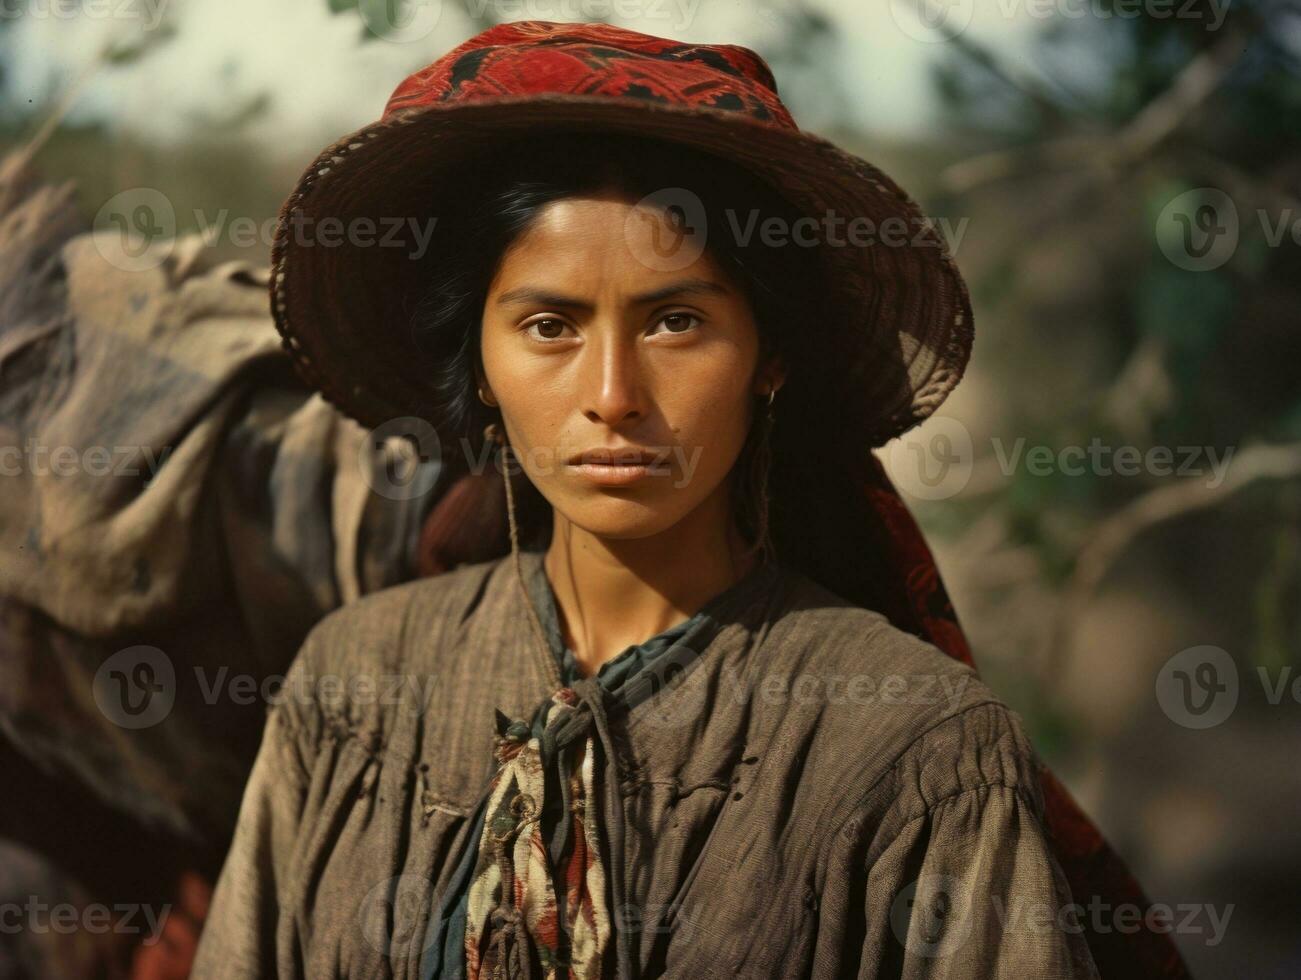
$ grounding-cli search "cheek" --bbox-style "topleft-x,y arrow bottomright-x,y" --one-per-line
501,393 -> 566,463
481,327 -> 555,443
669,364 -> 754,464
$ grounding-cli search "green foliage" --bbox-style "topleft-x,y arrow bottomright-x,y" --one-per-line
1250,504 -> 1301,673
103,20 -> 178,64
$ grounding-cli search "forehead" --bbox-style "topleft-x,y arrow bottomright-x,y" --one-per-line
491,194 -> 733,295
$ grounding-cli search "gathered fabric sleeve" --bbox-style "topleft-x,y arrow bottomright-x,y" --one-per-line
190,633 -> 324,980
810,705 -> 1101,980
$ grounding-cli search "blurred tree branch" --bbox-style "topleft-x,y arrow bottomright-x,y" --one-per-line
1052,441 -> 1301,662
939,24 -> 1251,195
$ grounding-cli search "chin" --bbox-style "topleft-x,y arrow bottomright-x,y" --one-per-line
552,493 -> 695,541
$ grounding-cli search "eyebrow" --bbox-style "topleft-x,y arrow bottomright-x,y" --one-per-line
494,277 -> 729,310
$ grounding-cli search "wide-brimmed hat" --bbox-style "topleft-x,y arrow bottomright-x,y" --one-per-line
269,19 -> 973,448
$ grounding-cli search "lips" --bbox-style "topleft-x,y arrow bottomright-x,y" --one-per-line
567,447 -> 666,466
565,446 -> 673,486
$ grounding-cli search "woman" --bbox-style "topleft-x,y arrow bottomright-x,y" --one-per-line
193,21 -> 1185,980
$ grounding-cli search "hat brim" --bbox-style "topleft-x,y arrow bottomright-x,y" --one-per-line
270,94 -> 972,448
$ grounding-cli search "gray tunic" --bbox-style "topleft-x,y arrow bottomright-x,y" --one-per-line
192,549 -> 1100,979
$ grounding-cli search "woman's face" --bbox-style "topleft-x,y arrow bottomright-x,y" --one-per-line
478,191 -> 784,541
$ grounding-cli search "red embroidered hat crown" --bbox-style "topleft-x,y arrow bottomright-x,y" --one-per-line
384,20 -> 795,126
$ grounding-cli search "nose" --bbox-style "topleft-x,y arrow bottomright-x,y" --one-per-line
579,330 -> 646,428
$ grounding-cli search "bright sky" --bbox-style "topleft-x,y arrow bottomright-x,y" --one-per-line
5,0 -> 1052,160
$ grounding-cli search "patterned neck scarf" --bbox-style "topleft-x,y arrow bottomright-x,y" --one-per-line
464,687 -> 612,978
420,551 -> 781,980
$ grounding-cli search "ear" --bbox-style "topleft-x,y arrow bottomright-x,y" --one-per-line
474,365 -> 497,406
754,354 -> 788,397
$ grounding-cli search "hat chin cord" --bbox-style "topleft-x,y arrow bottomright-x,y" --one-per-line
483,419 -> 561,692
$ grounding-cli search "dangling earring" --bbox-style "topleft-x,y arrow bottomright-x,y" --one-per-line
741,387 -> 777,566
484,418 -> 556,685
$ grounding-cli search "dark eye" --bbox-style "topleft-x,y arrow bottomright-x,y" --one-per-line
650,312 -> 701,336
526,318 -> 569,341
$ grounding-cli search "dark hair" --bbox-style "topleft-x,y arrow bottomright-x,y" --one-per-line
411,126 -> 848,557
